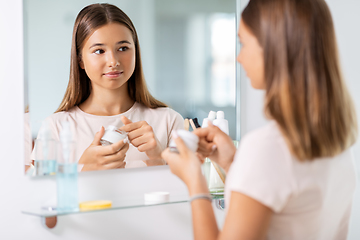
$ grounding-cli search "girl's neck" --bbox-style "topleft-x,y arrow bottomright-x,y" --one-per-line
79,86 -> 135,116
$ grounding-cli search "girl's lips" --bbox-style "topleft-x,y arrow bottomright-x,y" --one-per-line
104,71 -> 123,78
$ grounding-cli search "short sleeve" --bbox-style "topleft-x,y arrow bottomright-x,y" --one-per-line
225,125 -> 295,212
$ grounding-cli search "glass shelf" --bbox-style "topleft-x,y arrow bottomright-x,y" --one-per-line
22,193 -> 225,218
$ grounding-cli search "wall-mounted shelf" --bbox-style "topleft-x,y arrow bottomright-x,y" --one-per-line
22,193 -> 225,228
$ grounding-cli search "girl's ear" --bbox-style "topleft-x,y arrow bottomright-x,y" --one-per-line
78,55 -> 84,69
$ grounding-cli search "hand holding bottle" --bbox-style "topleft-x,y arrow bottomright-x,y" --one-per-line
120,116 -> 165,164
79,126 -> 129,171
193,123 -> 236,173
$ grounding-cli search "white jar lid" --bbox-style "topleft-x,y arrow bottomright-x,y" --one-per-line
144,192 -> 170,204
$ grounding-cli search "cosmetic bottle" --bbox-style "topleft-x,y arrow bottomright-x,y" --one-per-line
100,125 -> 128,146
213,111 -> 229,135
34,122 -> 56,175
169,129 -> 199,153
57,121 -> 78,213
202,111 -> 216,128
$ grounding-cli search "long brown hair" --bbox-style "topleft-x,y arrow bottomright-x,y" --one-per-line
242,0 -> 357,160
56,3 -> 167,112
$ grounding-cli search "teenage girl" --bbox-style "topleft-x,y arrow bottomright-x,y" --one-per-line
162,0 -> 358,239
32,3 -> 183,171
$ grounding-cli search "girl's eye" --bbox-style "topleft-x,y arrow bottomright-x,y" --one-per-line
94,49 -> 104,54
118,46 -> 128,52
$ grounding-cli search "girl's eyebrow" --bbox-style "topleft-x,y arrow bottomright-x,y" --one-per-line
89,40 -> 132,49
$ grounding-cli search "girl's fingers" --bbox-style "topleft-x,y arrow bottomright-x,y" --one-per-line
98,139 -> 128,156
173,135 -> 190,157
198,138 -> 214,151
102,159 -> 126,169
120,116 -> 132,125
120,119 -> 148,133
130,131 -> 155,147
100,144 -> 128,165
193,127 -> 211,138
92,126 -> 105,145
161,148 -> 182,165
126,124 -> 153,142
137,139 -> 157,152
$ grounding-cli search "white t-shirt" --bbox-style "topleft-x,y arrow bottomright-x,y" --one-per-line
225,121 -> 356,240
32,102 -> 184,169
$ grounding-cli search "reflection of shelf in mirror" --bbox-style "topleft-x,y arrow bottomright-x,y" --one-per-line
22,193 -> 224,218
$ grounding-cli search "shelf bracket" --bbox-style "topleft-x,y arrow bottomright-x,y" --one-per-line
41,216 -> 57,229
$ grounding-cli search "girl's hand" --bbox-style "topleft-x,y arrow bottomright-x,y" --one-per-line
161,132 -> 208,195
79,126 -> 129,171
120,116 -> 164,163
193,123 -> 236,173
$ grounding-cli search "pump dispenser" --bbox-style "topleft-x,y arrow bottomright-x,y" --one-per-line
202,111 -> 216,128
213,111 -> 229,135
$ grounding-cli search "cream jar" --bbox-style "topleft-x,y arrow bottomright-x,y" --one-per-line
169,129 -> 199,153
100,125 -> 127,146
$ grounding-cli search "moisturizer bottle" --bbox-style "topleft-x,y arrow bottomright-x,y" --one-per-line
57,121 -> 78,213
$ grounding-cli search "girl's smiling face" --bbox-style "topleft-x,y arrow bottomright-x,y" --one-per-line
79,22 -> 136,91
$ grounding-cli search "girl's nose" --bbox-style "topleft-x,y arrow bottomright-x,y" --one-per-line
108,51 -> 120,68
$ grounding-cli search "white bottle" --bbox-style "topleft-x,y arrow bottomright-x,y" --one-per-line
202,110 -> 216,128
213,111 -> 229,135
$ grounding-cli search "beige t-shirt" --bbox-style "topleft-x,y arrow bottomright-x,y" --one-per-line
32,102 -> 184,169
225,121 -> 356,240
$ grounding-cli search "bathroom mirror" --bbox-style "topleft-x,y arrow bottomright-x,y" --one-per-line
24,0 -> 237,175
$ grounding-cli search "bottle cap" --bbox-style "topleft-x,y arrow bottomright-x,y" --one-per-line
216,111 -> 225,119
208,111 -> 216,121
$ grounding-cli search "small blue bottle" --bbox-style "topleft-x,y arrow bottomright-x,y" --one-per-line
57,121 -> 78,213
